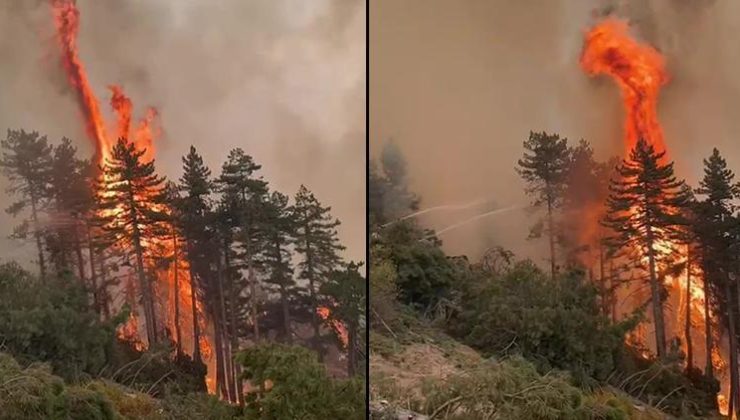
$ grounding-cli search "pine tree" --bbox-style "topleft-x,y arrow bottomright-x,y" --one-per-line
216,148 -> 268,346
176,146 -> 213,380
517,131 -> 570,280
694,148 -> 740,414
262,191 -> 297,343
321,262 -> 365,376
161,181 -> 185,357
216,148 -> 268,403
47,138 -> 92,282
97,137 -> 167,346
293,185 -> 345,356
379,140 -> 420,222
0,129 -> 53,280
602,138 -> 691,359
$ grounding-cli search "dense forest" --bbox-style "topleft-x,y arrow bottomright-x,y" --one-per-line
0,129 -> 366,419
369,134 -> 740,419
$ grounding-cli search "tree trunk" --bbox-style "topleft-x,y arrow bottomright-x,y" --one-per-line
546,195 -> 556,282
274,234 -> 291,343
86,227 -> 100,316
304,230 -> 322,359
599,242 -> 608,316
217,251 -> 235,403
133,232 -> 156,345
249,267 -> 260,343
98,249 -> 111,320
30,196 -> 46,281
172,229 -> 183,357
228,265 -> 243,406
347,320 -> 357,376
726,279 -> 739,418
704,272 -> 714,380
188,264 -> 202,364
214,317 -> 228,401
646,227 -> 667,358
73,226 -> 86,282
610,259 -> 617,323
685,245 -> 693,371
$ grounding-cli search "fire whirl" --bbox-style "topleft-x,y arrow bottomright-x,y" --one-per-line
581,18 -> 727,414
50,0 -> 215,393
581,18 -> 668,155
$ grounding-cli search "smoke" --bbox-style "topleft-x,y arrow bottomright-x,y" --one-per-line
370,0 -> 740,262
0,0 -> 365,264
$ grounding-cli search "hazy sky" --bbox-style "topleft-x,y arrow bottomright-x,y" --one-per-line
371,0 -> 740,262
0,0 -> 365,265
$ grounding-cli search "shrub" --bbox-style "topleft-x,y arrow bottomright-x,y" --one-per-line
237,343 -> 365,419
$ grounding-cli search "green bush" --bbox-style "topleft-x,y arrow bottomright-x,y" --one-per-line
448,262 -> 636,383
237,343 -> 365,419
0,352 -> 116,420
0,262 -> 118,381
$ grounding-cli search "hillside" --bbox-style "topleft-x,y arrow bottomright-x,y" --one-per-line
369,307 -> 674,420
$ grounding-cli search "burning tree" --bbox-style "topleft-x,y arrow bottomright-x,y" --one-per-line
96,138 -> 168,346
602,138 -> 691,359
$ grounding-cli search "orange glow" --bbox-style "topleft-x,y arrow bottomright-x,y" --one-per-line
581,18 -> 668,155
317,306 -> 349,349
582,18 -> 727,409
50,0 -> 214,393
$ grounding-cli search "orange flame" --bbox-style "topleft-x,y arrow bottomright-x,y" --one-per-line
581,18 -> 727,413
581,18 -> 668,154
50,0 -> 214,393
317,306 -> 349,349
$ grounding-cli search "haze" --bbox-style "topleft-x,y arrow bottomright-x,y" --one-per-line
371,0 -> 740,262
0,0 -> 366,265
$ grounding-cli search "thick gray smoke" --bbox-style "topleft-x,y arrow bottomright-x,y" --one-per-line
0,0 -> 365,265
371,0 -> 740,262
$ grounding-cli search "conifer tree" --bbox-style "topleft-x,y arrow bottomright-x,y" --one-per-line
176,145 -> 214,372
602,138 -> 691,359
97,138 -> 167,346
293,185 -> 345,355
379,140 -> 420,222
217,149 -> 268,343
321,262 -> 365,376
47,138 -> 92,281
517,131 -> 570,280
262,191 -> 296,343
0,129 -> 53,279
161,181 -> 185,357
694,148 -> 740,414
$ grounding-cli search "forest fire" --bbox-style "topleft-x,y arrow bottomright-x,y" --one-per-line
50,0 -> 215,393
581,18 -> 668,155
318,306 -> 349,349
581,18 -> 728,413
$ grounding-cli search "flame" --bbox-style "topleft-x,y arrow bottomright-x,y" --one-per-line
50,0 -> 215,393
581,18 -> 668,154
317,306 -> 349,349
582,18 -> 728,411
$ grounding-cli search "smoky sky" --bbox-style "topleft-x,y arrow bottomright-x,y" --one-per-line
0,0 -> 365,265
371,0 -> 740,263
